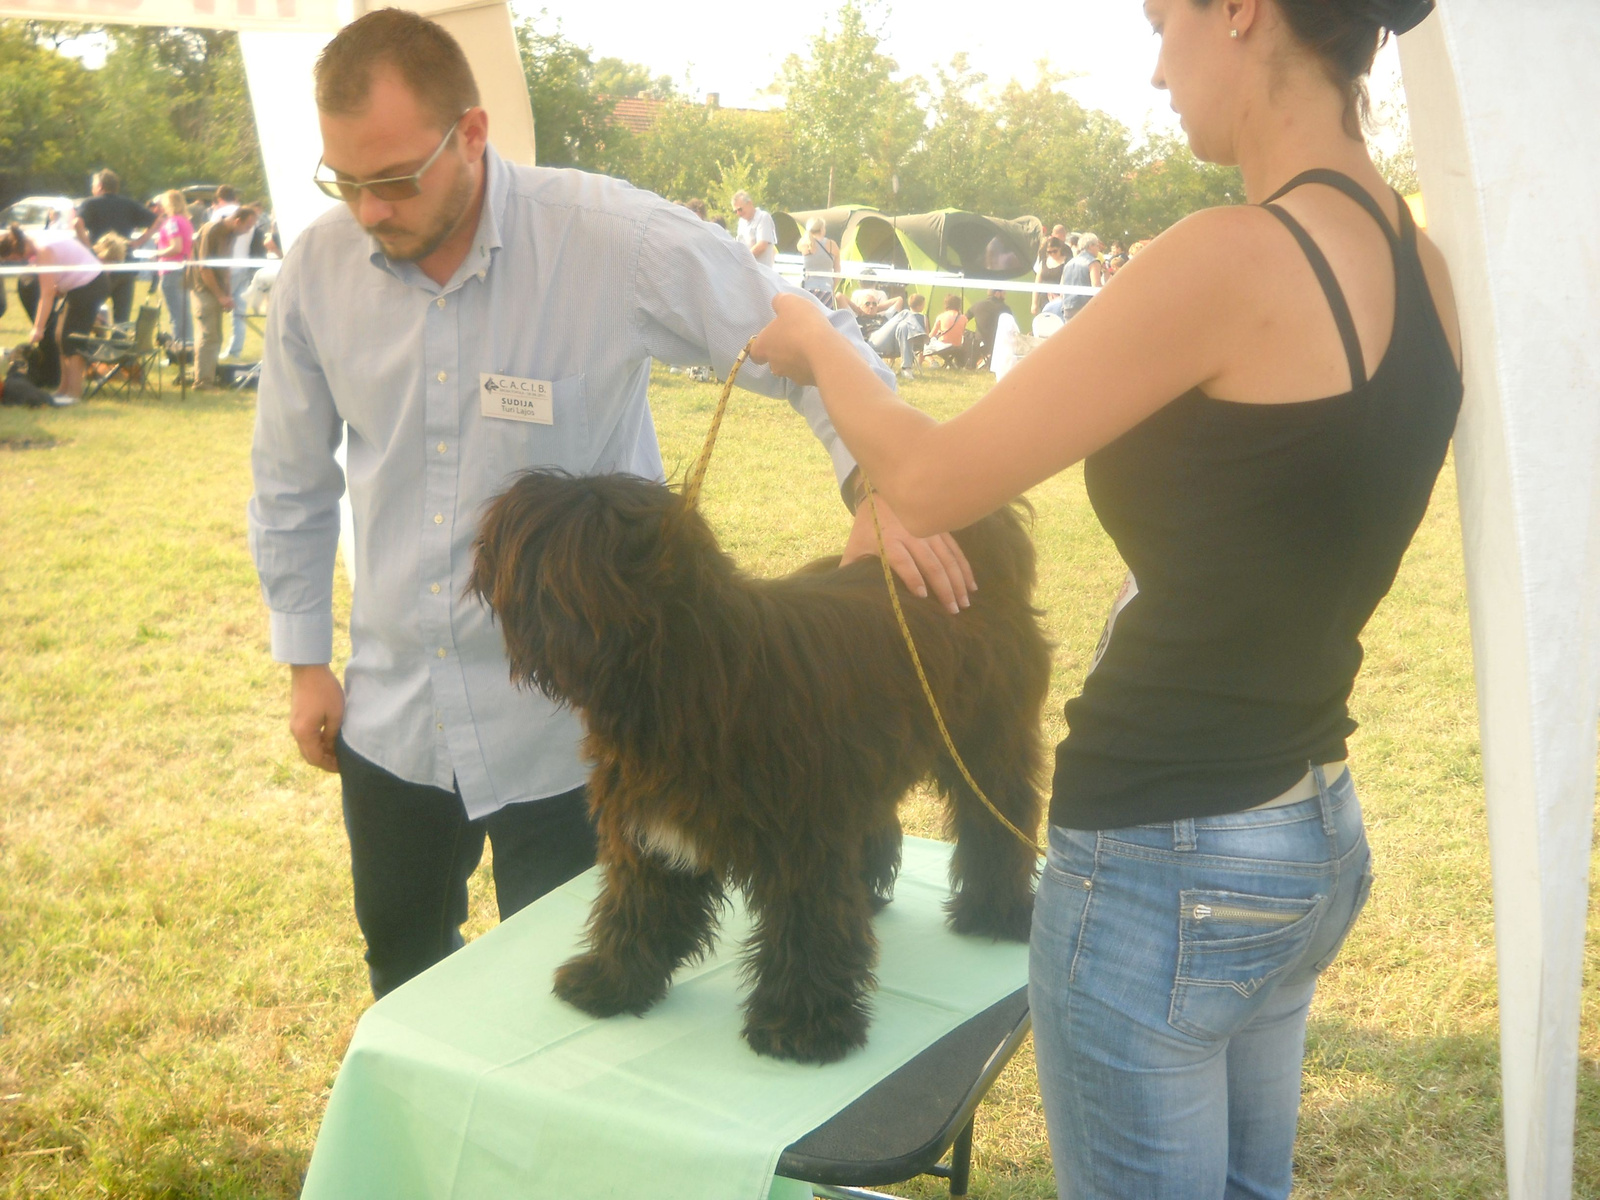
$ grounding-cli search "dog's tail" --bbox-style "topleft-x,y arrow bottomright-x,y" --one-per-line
951,501 -> 1039,606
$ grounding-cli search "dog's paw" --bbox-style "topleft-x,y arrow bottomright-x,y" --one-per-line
947,891 -> 1035,942
553,952 -> 668,1017
742,1001 -> 870,1065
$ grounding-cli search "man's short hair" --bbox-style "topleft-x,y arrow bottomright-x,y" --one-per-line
315,7 -> 481,132
1078,232 -> 1102,251
94,169 -> 121,194
732,191 -> 753,206
909,293 -> 926,311
216,185 -> 238,204
233,204 -> 259,224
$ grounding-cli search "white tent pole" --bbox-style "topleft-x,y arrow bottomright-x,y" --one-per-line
1400,5 -> 1600,1197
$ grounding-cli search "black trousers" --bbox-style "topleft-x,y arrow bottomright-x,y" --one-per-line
336,737 -> 597,999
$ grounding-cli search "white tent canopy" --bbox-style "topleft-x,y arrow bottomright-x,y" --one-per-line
1,0 -> 1594,1194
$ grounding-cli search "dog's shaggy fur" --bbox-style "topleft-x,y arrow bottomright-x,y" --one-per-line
470,471 -> 1051,1063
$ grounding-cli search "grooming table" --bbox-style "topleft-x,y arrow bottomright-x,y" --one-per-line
301,837 -> 1031,1200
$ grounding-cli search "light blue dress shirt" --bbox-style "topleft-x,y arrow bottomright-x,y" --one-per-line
249,145 -> 893,819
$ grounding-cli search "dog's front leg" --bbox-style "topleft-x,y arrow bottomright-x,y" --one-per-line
740,867 -> 877,1064
554,839 -> 723,1018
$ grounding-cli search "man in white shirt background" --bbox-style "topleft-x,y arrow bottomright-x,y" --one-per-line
733,191 -> 777,268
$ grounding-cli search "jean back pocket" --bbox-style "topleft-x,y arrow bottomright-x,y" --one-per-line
1168,888 -> 1325,1040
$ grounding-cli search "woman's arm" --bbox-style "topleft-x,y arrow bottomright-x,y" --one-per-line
752,208 -> 1249,536
31,248 -> 58,342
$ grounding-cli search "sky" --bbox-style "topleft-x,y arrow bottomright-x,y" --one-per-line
530,0 -> 1406,146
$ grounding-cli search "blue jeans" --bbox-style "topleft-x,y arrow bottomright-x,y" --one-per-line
227,267 -> 256,358
159,268 -> 190,345
867,310 -> 926,365
1029,765 -> 1372,1200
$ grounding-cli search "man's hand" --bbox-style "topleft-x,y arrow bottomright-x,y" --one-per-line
843,492 -> 975,614
289,663 -> 344,772
219,295 -> 235,311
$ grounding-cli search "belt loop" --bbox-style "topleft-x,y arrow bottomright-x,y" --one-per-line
1173,818 -> 1196,852
1310,762 -> 1336,835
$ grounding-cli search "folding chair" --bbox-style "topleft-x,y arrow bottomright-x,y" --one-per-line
68,304 -> 163,400
777,986 -> 1031,1200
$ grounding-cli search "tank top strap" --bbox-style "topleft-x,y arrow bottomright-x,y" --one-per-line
1261,168 -> 1399,246
1260,203 -> 1368,390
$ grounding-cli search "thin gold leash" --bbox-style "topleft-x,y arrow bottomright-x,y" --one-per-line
683,337 -> 1043,859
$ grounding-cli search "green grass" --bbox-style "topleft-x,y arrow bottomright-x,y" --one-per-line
2,317 -> 1597,1199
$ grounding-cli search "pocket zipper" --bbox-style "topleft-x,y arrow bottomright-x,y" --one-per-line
1191,902 -> 1300,925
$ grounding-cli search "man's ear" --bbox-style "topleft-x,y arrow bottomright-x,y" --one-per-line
459,106 -> 490,162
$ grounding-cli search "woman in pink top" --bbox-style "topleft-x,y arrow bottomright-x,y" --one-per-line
153,189 -> 195,346
0,222 -> 110,402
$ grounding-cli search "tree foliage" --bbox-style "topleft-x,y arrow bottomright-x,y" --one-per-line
0,19 -> 265,206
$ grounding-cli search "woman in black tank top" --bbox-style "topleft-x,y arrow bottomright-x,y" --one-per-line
753,1 -> 1459,1197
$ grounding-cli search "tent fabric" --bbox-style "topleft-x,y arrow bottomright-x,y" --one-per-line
1400,7 -> 1600,1198
777,206 -> 879,254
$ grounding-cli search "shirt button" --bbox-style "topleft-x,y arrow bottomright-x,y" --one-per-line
436,722 -> 444,731
436,371 -> 447,383
477,270 -> 486,280
437,647 -> 447,659
434,513 -> 443,524
437,441 -> 447,453
435,297 -> 446,308
430,583 -> 441,594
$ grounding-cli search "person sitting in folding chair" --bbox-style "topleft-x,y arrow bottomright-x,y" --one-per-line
867,293 -> 928,380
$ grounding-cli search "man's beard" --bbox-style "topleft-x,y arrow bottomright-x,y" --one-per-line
367,162 -> 475,263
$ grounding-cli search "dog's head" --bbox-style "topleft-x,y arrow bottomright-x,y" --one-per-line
470,470 -> 730,705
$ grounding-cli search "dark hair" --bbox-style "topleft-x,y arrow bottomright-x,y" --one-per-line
1197,0 -> 1425,135
315,7 -> 481,133
94,168 -> 121,193
216,184 -> 238,203
943,293 -> 962,311
0,222 -> 25,259
233,204 -> 259,223
1044,236 -> 1066,254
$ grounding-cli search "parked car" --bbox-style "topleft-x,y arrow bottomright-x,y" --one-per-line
0,195 -> 78,238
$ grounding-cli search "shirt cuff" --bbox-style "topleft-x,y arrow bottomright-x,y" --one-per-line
269,609 -> 335,665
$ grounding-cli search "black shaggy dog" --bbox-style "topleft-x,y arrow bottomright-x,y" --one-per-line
470,470 -> 1052,1064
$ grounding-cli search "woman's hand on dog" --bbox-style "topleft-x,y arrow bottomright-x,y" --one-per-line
844,493 -> 975,614
289,663 -> 345,772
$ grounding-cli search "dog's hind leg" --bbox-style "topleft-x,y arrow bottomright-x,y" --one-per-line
553,842 -> 724,1018
740,858 -> 877,1064
938,725 -> 1044,942
862,815 -> 903,911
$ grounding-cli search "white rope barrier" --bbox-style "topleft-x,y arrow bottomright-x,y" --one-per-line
0,257 -> 279,277
774,260 -> 1103,298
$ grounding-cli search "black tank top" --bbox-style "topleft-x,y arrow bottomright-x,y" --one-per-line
1050,170 -> 1463,830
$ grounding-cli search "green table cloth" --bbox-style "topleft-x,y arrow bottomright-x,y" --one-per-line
301,836 -> 1029,1200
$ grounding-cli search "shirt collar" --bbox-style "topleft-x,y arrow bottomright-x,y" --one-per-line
367,141 -> 510,292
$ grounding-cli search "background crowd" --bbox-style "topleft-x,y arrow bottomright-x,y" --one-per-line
0,169 -> 279,405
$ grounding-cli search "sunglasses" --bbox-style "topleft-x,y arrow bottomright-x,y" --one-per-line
313,115 -> 464,203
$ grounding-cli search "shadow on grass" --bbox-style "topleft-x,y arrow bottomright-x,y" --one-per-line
1299,1018 -> 1600,1198
0,406 -> 58,449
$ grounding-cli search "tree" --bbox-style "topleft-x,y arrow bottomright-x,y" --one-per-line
774,0 -> 921,208
0,19 -> 265,205
591,56 -> 675,101
515,12 -> 630,170
1122,131 -> 1242,239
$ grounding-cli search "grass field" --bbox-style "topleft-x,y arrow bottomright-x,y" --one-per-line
2,304 -> 1597,1198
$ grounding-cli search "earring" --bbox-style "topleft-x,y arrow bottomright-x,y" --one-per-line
1230,27 -> 1240,38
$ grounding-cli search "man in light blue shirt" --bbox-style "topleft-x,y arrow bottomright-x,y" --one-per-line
248,9 -> 973,998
